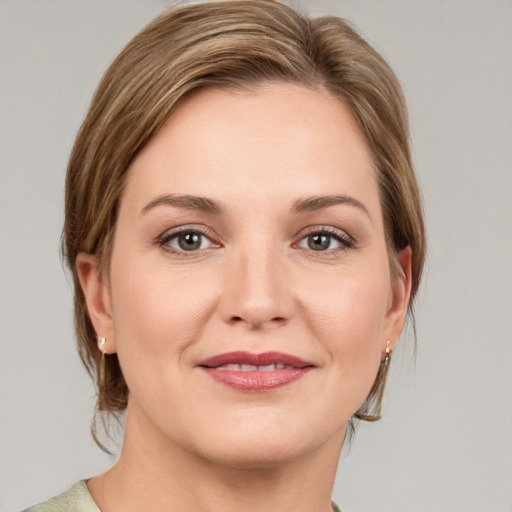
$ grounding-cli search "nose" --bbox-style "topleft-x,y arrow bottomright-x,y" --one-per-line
220,245 -> 294,330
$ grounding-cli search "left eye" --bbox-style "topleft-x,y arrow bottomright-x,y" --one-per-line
161,230 -> 214,252
297,232 -> 346,251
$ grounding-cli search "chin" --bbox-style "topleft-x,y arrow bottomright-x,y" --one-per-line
200,440 -> 311,470
187,417 -> 346,470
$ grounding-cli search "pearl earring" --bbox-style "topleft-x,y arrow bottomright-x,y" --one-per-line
98,337 -> 107,352
383,340 -> 391,364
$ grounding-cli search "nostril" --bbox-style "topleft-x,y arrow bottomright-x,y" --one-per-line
228,315 -> 287,328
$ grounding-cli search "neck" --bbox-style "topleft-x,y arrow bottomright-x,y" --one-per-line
88,403 -> 345,512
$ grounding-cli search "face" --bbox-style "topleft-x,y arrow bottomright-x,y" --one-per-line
79,83 -> 410,468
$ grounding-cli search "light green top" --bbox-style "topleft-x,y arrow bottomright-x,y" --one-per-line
23,480 -> 342,511
23,481 -> 99,512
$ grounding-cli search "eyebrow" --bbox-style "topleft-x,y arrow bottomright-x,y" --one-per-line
291,195 -> 372,221
140,194 -> 223,216
140,193 -> 371,221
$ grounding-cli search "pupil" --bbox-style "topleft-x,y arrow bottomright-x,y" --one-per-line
308,234 -> 330,251
179,232 -> 201,250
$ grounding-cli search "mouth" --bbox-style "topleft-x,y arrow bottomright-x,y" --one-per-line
197,351 -> 314,391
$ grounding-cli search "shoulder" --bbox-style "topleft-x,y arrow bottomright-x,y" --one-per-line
22,480 -> 100,512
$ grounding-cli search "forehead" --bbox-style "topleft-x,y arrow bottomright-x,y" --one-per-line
124,82 -> 380,218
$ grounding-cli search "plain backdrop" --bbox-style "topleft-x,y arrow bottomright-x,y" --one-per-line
0,1 -> 511,511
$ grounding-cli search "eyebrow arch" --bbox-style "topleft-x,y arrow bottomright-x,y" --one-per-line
140,194 -> 223,216
291,195 -> 372,221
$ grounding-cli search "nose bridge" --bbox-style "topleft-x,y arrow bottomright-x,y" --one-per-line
222,235 -> 293,328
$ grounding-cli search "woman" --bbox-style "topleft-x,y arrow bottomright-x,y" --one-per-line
25,1 -> 425,510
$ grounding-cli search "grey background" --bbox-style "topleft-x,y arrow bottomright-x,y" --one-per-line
1,1 -> 511,511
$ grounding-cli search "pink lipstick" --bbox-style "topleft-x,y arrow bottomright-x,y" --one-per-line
197,351 -> 313,391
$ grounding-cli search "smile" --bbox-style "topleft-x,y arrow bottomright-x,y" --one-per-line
215,363 -> 290,371
197,351 -> 314,391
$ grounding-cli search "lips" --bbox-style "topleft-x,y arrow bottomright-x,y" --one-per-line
197,351 -> 313,391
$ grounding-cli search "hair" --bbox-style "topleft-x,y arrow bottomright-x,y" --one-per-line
62,0 -> 426,448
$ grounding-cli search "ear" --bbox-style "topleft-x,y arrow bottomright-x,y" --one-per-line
76,253 -> 116,354
384,246 -> 413,351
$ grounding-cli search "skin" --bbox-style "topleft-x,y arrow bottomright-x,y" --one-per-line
77,82 -> 412,512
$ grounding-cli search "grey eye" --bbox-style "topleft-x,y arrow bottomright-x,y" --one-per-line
162,230 -> 214,252
297,230 -> 350,252
177,232 -> 202,251
306,233 -> 338,251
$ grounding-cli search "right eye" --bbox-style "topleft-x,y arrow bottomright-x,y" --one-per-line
159,229 -> 217,253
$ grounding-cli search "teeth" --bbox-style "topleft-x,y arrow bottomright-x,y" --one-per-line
217,364 -> 240,371
257,364 -> 275,371
215,363 -> 289,371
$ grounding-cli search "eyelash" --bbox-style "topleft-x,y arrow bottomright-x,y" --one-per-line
156,225 -> 355,256
295,226 -> 355,254
156,226 -> 219,256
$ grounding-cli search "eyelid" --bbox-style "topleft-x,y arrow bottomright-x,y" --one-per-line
154,223 -> 355,255
294,225 -> 355,249
156,224 -> 221,253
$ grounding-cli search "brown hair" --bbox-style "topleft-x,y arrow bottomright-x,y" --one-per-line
63,0 -> 426,447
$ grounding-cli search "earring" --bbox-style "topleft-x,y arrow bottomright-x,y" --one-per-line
383,340 -> 392,365
97,337 -> 107,395
98,337 -> 106,352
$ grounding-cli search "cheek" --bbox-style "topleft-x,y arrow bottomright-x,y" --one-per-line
306,264 -> 389,334
301,263 -> 390,382
107,253 -> 224,424
108,253 -> 218,368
